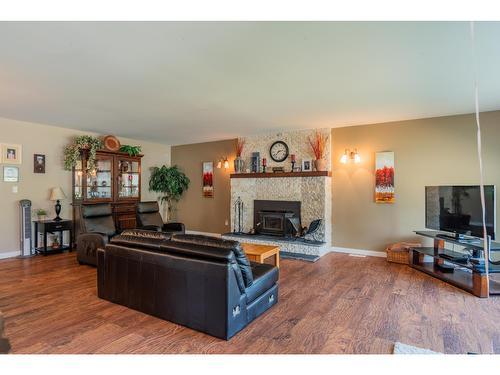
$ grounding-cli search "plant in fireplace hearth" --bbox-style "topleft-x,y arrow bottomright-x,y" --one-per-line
149,165 -> 190,221
308,131 -> 329,172
234,138 -> 245,173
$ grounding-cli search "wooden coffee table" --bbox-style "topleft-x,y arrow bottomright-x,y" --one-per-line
241,243 -> 280,268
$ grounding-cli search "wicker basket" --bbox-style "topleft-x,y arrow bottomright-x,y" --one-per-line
386,242 -> 421,264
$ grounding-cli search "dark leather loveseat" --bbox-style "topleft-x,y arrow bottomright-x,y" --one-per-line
97,231 -> 279,340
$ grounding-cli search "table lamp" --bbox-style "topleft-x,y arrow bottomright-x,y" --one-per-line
49,187 -> 66,221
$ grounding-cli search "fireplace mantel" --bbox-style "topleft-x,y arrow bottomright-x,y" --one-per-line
230,171 -> 331,179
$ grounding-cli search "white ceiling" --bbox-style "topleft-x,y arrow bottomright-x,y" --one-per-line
0,21 -> 499,145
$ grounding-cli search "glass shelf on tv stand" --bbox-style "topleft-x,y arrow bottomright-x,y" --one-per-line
414,230 -> 500,252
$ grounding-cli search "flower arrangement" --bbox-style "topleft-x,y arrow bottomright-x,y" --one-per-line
236,138 -> 245,158
63,135 -> 103,171
308,131 -> 328,160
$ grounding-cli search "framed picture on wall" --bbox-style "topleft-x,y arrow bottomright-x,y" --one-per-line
3,166 -> 19,182
1,144 -> 22,164
34,154 -> 46,173
202,161 -> 214,198
375,151 -> 395,203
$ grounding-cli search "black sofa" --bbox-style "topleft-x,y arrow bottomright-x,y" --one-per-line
97,232 -> 279,340
136,201 -> 185,234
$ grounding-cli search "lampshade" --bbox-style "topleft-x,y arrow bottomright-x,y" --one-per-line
49,187 -> 66,201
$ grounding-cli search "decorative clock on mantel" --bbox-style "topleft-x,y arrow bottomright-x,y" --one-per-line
269,140 -> 289,162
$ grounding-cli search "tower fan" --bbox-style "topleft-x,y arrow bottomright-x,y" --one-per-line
19,199 -> 32,257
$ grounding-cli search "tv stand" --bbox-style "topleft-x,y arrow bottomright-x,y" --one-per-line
409,231 -> 500,298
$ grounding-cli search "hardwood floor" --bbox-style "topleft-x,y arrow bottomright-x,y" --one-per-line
0,251 -> 499,354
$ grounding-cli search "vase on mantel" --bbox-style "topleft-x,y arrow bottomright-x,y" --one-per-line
314,159 -> 327,172
234,157 -> 245,173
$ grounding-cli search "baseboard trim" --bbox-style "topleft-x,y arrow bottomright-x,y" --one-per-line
0,251 -> 20,260
185,230 -> 221,238
331,246 -> 386,258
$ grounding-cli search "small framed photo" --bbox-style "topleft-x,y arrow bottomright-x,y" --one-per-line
34,154 -> 46,173
3,166 -> 19,182
2,144 -> 22,164
302,159 -> 313,172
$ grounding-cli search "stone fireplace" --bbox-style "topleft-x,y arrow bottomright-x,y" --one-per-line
223,128 -> 332,257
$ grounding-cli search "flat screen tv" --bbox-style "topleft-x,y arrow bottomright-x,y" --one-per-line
425,185 -> 496,240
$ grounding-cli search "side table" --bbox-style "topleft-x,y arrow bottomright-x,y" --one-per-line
34,219 -> 73,255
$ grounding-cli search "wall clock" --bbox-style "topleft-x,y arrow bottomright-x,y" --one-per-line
269,141 -> 289,162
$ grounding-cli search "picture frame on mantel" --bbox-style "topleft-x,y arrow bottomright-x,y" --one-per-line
302,159 -> 312,172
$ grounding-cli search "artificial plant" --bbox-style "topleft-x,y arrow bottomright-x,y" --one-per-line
149,165 -> 190,220
119,145 -> 142,157
63,135 -> 103,171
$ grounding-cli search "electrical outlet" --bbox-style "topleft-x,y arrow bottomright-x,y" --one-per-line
225,219 -> 229,226
12,185 -> 18,193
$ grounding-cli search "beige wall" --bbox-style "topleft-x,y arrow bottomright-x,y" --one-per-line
332,111 -> 500,252
171,139 -> 237,234
0,117 -> 170,257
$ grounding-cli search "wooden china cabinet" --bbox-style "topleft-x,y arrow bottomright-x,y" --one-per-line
72,149 -> 143,239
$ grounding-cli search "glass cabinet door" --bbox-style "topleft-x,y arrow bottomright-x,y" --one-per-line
117,158 -> 140,199
73,158 -> 84,201
85,156 -> 113,201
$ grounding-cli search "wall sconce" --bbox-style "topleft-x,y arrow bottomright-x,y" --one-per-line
216,157 -> 229,169
340,149 -> 361,164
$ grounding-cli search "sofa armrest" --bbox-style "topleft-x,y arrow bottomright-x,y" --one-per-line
163,222 -> 185,233
77,232 -> 108,266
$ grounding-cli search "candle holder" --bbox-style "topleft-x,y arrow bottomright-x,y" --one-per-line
290,154 -> 296,172
262,163 -> 267,173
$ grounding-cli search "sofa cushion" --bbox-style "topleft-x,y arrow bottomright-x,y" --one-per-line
137,201 -> 160,214
110,234 -> 168,251
172,234 -> 254,287
245,262 -> 279,304
160,241 -> 246,293
82,203 -> 113,218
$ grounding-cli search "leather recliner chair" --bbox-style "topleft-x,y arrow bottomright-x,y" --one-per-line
136,201 -> 185,234
76,203 -> 118,266
97,232 -> 279,340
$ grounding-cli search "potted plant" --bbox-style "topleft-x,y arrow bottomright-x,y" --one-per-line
119,145 -> 142,157
308,131 -> 329,171
63,135 -> 103,171
35,208 -> 47,221
51,236 -> 60,249
149,165 -> 190,221
234,138 -> 245,173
